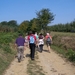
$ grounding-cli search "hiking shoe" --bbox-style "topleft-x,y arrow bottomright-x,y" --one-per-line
31,58 -> 34,60
18,58 -> 21,62
23,56 -> 25,58
48,51 -> 50,53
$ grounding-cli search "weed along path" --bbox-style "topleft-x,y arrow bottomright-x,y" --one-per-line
4,45 -> 75,75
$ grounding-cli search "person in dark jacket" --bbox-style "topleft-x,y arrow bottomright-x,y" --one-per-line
27,31 -> 36,60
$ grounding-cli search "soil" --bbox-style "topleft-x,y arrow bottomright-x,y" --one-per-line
4,46 -> 75,75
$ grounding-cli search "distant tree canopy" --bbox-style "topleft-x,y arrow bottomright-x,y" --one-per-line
48,20 -> 75,32
0,20 -> 18,32
0,8 -> 75,33
18,8 -> 55,33
18,20 -> 30,32
36,8 -> 54,30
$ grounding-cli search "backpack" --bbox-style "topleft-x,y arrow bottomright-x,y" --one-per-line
46,37 -> 51,42
29,36 -> 35,44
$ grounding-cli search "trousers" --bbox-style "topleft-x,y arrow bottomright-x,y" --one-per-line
29,43 -> 35,59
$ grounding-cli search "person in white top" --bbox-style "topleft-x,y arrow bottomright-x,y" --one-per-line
35,32 -> 39,48
25,33 -> 29,48
38,33 -> 44,52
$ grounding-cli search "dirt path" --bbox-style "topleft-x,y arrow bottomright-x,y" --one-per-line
4,46 -> 75,75
38,46 -> 75,75
4,47 -> 29,75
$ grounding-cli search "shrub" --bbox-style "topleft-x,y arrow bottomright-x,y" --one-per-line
66,49 -> 75,62
2,45 -> 12,54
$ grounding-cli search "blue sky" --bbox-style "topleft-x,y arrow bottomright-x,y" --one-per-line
0,0 -> 75,25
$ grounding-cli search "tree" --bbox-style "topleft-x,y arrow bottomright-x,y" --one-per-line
18,20 -> 30,32
29,18 -> 41,32
36,8 -> 54,30
8,20 -> 18,27
1,21 -> 8,25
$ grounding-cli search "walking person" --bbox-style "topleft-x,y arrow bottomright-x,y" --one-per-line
15,33 -> 26,62
35,32 -> 39,49
38,33 -> 44,52
27,31 -> 36,60
45,32 -> 52,53
25,33 -> 29,48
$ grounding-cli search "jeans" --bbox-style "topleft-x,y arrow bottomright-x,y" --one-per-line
39,44 -> 43,52
29,43 -> 35,59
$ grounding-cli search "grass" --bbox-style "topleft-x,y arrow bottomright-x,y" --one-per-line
0,32 -> 17,75
51,45 -> 75,63
50,31 -> 75,63
51,45 -> 66,57
27,51 -> 45,75
51,31 -> 75,37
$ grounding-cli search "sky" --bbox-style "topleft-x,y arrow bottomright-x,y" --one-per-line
0,0 -> 75,25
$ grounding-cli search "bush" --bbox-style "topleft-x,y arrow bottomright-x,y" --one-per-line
66,49 -> 75,62
3,45 -> 12,54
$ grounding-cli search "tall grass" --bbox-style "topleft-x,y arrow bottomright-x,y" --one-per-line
51,32 -> 75,62
0,32 -> 18,75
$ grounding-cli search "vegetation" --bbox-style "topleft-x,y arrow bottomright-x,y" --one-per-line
0,8 -> 54,33
51,45 -> 75,62
0,7 -> 75,75
51,32 -> 75,62
27,52 -> 45,75
0,20 -> 18,32
0,32 -> 18,75
48,20 -> 75,32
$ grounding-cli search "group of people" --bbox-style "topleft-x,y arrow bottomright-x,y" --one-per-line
15,31 -> 52,62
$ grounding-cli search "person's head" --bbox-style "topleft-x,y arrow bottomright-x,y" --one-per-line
19,33 -> 22,36
29,31 -> 33,35
46,33 -> 49,36
35,32 -> 37,34
40,33 -> 43,36
39,33 -> 43,39
25,33 -> 28,36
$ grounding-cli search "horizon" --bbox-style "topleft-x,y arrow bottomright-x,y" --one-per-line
0,0 -> 75,25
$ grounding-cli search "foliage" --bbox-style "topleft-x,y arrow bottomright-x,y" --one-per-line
51,45 -> 75,62
0,20 -> 18,32
0,58 -> 9,75
48,20 -> 75,32
51,32 -> 75,62
18,20 -> 30,32
18,8 -> 54,32
3,45 -> 12,53
0,32 -> 17,75
66,49 -> 75,62
36,8 -> 54,30
0,33 -> 16,44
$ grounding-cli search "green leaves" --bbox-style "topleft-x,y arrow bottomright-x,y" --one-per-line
66,49 -> 75,62
36,8 -> 54,29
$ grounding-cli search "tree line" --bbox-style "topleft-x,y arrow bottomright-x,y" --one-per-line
0,8 -> 75,33
0,20 -> 18,32
48,20 -> 75,32
0,8 -> 54,33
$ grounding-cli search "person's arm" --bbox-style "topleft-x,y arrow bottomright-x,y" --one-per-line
50,36 -> 52,41
45,36 -> 47,40
34,35 -> 37,45
24,43 -> 26,50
